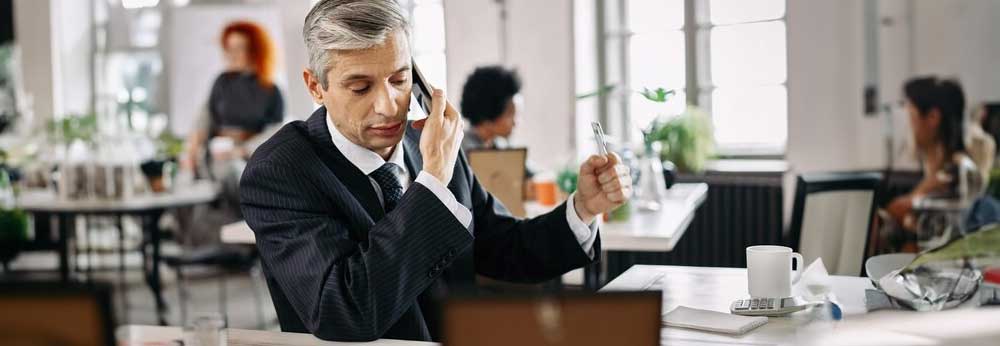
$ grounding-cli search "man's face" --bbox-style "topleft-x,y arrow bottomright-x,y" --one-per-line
304,30 -> 412,157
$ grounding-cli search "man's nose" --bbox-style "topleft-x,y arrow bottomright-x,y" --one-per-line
373,82 -> 399,117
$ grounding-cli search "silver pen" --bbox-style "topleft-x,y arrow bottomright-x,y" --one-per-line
591,121 -> 609,156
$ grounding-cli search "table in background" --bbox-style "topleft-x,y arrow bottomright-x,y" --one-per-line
583,183 -> 708,288
594,183 -> 709,252
16,181 -> 220,325
118,325 -> 438,346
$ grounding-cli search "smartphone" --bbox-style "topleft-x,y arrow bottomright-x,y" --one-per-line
591,121 -> 609,155
411,59 -> 433,115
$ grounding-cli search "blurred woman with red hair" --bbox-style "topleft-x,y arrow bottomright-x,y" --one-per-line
183,20 -> 284,176
180,20 -> 284,232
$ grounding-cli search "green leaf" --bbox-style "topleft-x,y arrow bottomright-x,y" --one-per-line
904,225 -> 1000,271
576,85 -> 617,100
639,87 -> 675,103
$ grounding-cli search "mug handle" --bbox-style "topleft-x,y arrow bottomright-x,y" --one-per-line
791,252 -> 804,284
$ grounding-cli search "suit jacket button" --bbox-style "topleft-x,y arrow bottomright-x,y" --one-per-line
427,269 -> 437,278
447,249 -> 456,258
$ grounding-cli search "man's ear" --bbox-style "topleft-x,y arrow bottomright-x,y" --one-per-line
303,68 -> 325,104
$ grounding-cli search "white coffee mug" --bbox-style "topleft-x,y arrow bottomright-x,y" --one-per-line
746,245 -> 803,298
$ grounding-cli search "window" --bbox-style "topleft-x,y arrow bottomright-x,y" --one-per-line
705,0 -> 786,154
585,0 -> 787,155
403,0 -> 448,91
626,0 -> 686,130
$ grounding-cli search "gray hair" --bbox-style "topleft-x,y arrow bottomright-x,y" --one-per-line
303,0 -> 410,89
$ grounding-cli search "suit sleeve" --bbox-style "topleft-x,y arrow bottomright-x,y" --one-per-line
462,152 -> 600,283
240,160 -> 472,341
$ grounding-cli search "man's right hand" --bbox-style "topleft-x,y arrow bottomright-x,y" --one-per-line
412,88 -> 464,186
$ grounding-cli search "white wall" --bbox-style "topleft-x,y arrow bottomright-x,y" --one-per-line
786,0 -> 868,174
275,0 -> 315,121
506,0 -> 577,169
13,0 -> 57,125
53,0 -> 93,116
912,0 -> 1000,105
443,0 -> 502,98
444,0 -> 578,171
12,0 -> 93,127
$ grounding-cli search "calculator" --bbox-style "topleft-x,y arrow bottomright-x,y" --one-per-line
729,297 -> 809,316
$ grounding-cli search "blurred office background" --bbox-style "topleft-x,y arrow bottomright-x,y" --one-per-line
1,0 -> 999,330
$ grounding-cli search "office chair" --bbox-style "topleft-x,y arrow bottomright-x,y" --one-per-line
163,243 -> 266,328
787,172 -> 882,276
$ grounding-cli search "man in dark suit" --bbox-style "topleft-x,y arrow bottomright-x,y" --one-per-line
239,0 -> 633,342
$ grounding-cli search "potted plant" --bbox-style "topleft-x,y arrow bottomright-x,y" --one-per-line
0,166 -> 27,271
141,132 -> 184,193
0,208 -> 28,271
578,85 -> 715,173
644,104 -> 715,173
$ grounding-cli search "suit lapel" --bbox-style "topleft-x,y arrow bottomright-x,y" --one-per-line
305,107 -> 386,221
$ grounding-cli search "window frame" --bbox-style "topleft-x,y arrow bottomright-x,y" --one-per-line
596,0 -> 788,157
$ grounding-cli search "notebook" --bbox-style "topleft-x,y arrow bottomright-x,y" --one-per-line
663,306 -> 768,335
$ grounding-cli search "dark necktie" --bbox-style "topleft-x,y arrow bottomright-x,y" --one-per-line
369,163 -> 403,212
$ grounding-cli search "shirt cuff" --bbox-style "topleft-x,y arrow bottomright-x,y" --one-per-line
565,192 -> 599,258
415,171 -> 473,229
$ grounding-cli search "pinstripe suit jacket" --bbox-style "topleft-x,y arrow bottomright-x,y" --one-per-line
239,107 -> 599,342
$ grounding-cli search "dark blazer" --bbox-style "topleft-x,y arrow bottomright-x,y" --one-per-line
240,107 -> 599,342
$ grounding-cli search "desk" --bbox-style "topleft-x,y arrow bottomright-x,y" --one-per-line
582,183 -> 707,288
602,265 -> 871,345
118,325 -> 438,346
600,183 -> 708,252
17,181 -> 219,324
602,265 -> 1000,346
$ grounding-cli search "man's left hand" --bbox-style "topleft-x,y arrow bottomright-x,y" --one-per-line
574,153 -> 632,224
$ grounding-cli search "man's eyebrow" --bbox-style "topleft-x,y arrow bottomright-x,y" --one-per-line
340,74 -> 371,82
339,65 -> 411,83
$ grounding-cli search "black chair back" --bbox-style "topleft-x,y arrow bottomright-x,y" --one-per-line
788,172 -> 882,276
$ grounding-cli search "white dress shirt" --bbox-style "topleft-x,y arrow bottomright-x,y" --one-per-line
326,114 -> 597,256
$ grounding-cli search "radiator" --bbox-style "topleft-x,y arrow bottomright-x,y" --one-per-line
606,169 -> 785,280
